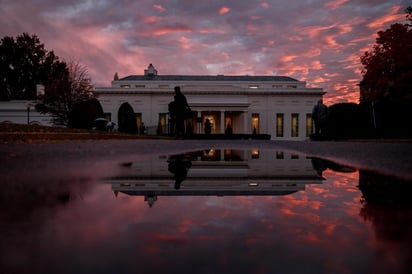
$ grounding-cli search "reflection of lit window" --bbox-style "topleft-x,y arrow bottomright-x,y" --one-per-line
251,149 -> 259,159
204,149 -> 215,156
249,85 -> 259,89
202,149 -> 221,161
291,113 -> 299,137
276,151 -> 284,159
120,85 -> 131,88
249,182 -> 259,187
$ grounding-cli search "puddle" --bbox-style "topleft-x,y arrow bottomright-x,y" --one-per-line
1,149 -> 412,274
109,150 -> 329,205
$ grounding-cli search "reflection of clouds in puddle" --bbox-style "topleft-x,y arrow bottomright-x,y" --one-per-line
3,148 -> 412,273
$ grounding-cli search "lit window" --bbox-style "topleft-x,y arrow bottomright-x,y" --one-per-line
251,150 -> 259,159
291,113 -> 299,137
158,113 -> 167,135
276,113 -> 284,137
306,114 -> 313,137
249,183 -> 259,187
120,85 -> 131,88
249,85 -> 259,89
252,113 -> 259,134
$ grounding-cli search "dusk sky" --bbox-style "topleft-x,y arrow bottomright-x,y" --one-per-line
1,0 -> 409,104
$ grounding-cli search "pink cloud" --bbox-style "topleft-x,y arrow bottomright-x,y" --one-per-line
324,0 -> 348,10
311,60 -> 324,70
260,2 -> 269,9
142,16 -> 162,23
153,4 -> 166,13
367,6 -> 405,30
219,6 -> 230,15
199,28 -> 225,34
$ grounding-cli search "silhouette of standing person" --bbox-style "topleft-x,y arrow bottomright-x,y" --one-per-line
173,86 -> 189,138
204,118 -> 212,135
312,99 -> 328,138
225,123 -> 232,135
168,154 -> 192,190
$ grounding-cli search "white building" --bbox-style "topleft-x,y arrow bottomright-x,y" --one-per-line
0,85 -> 53,126
0,100 -> 52,126
96,64 -> 324,140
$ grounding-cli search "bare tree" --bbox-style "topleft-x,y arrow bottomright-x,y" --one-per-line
36,60 -> 95,126
68,60 -> 94,102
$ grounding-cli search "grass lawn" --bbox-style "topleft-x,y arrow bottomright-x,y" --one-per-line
0,123 -> 158,143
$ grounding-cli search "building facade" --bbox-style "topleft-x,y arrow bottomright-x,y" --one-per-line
95,64 -> 325,140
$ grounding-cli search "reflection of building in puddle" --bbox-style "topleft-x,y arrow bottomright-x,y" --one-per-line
108,150 -> 325,206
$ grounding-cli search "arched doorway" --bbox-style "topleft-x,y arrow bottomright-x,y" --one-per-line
118,102 -> 137,133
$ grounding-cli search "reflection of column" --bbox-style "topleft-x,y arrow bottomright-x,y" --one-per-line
197,111 -> 202,134
220,110 -> 225,134
26,106 -> 30,125
26,103 -> 33,125
243,110 -> 248,134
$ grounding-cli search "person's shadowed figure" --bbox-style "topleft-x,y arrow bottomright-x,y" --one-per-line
167,153 -> 192,189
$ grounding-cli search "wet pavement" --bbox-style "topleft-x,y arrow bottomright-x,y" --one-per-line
1,140 -> 412,274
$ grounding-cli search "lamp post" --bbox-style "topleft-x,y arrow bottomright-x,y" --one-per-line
26,103 -> 33,125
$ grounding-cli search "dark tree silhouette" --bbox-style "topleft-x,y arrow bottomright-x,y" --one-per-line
69,98 -> 104,129
360,7 -> 412,103
0,33 -> 60,100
